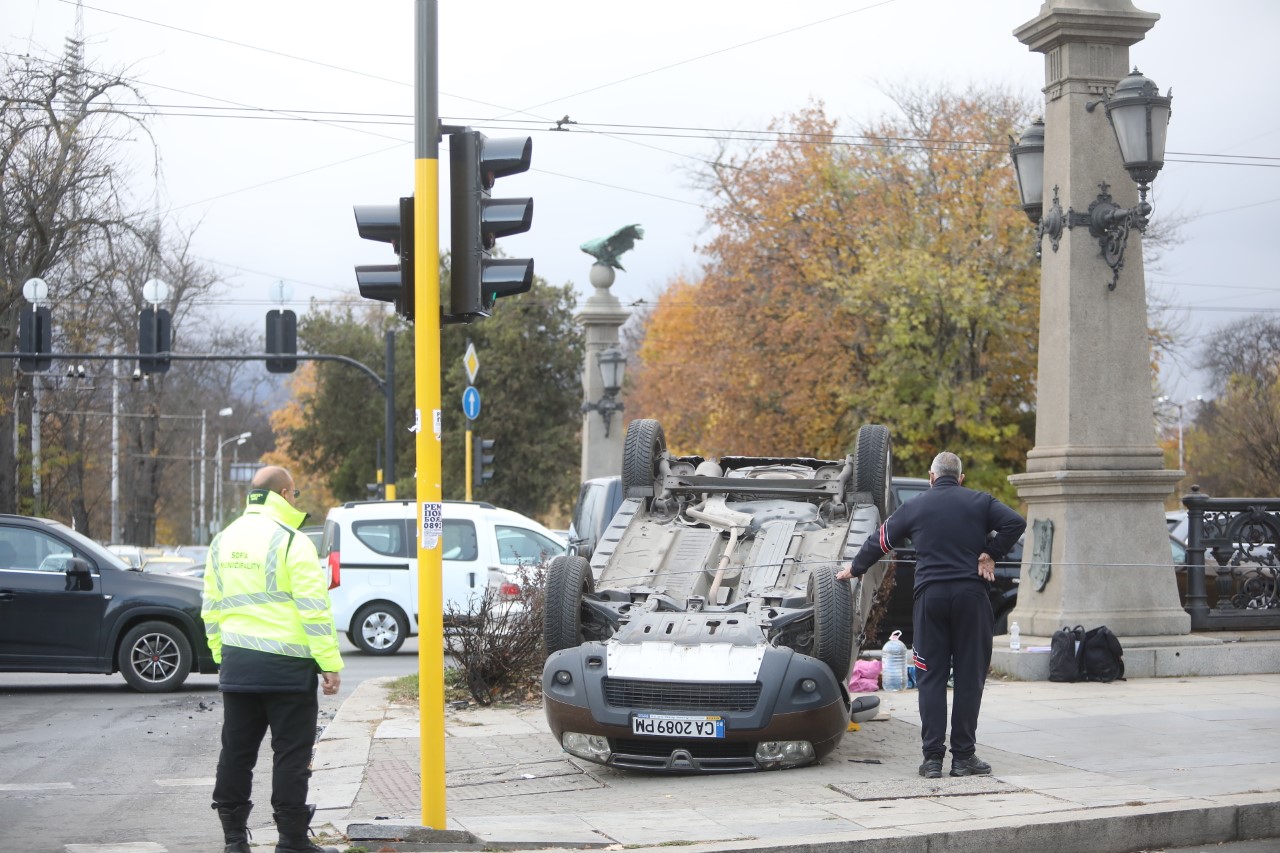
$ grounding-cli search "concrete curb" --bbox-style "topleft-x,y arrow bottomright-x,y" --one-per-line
345,794 -> 1280,853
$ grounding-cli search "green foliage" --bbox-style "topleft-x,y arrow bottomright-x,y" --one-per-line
290,305 -> 414,501
286,267 -> 583,518
441,275 -> 584,518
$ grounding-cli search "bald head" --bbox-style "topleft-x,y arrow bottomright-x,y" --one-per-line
251,466 -> 293,493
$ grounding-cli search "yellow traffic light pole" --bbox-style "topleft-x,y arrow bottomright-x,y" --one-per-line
414,0 -> 447,830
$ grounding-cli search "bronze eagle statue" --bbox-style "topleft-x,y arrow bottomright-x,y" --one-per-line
580,224 -> 644,271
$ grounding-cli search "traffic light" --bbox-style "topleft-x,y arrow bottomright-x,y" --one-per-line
265,309 -> 298,374
18,305 -> 52,372
138,306 -> 172,375
354,195 -> 415,321
449,129 -> 534,322
473,437 -> 495,484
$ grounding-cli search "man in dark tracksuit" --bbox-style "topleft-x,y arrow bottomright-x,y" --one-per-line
838,452 -> 1025,779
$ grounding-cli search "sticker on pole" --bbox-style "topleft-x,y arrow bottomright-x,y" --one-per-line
421,502 -> 443,549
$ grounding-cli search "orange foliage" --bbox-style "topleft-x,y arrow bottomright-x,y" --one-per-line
261,361 -> 338,519
629,90 -> 1040,498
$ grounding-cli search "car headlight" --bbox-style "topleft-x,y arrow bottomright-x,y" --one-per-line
562,732 -> 611,762
755,740 -> 815,767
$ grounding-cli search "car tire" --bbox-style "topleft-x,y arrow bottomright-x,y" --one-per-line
853,424 -> 892,520
351,603 -> 409,655
544,555 -> 595,655
808,563 -> 854,682
119,621 -> 193,693
622,419 -> 666,501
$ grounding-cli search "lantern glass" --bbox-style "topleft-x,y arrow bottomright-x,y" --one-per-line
598,348 -> 626,398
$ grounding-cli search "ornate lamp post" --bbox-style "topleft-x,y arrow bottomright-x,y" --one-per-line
581,347 -> 627,437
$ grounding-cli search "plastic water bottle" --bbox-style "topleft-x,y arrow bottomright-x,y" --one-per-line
881,630 -> 907,692
1009,621 -> 1021,652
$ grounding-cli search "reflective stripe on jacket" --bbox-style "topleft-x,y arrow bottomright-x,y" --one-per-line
201,489 -> 343,674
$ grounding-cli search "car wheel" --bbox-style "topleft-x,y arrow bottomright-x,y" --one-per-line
351,603 -> 408,655
853,424 -> 892,520
543,555 -> 596,655
808,563 -> 854,682
622,418 -> 667,502
119,621 -> 192,693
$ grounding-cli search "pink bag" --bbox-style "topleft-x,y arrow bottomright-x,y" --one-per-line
848,659 -> 882,693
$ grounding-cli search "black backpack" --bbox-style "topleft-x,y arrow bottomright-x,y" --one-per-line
1081,626 -> 1125,682
1048,625 -> 1085,682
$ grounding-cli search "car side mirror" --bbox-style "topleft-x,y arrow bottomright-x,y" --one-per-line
64,557 -> 95,591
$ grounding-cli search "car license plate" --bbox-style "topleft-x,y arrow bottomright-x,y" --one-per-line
631,713 -> 725,738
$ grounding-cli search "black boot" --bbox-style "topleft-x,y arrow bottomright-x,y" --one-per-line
273,805 -> 339,853
214,802 -> 253,853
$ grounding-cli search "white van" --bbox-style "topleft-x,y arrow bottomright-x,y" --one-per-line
320,500 -> 565,654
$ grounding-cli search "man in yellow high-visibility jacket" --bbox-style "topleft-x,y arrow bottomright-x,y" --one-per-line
203,466 -> 342,853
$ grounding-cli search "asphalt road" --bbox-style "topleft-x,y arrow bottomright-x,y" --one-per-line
0,636 -> 419,852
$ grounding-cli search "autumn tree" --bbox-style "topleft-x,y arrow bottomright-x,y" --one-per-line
630,88 -> 1039,499
1,47 -> 155,515
1183,316 -> 1280,496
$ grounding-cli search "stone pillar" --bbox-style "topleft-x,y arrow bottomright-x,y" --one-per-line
578,263 -> 630,482
1008,0 -> 1189,637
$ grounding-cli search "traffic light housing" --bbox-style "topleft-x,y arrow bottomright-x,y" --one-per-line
265,309 -> 298,374
354,196 -> 415,321
449,130 -> 534,322
473,437 -> 495,484
138,307 -> 172,375
18,306 -> 52,372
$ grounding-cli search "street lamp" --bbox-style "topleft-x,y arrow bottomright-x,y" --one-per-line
1009,69 -> 1173,289
581,347 -> 627,437
199,407 -> 235,544
213,431 -> 252,532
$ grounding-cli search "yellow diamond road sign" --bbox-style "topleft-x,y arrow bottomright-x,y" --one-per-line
463,342 -> 479,384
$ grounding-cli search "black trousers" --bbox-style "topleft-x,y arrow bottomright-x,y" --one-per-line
213,690 -> 318,812
912,579 -> 993,760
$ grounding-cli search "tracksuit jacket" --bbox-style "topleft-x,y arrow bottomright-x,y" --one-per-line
848,475 -> 1026,589
202,489 -> 343,692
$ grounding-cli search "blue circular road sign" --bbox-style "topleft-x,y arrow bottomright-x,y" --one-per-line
462,386 -> 481,420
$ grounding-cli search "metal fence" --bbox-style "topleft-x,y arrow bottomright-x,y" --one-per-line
1182,487 -> 1280,630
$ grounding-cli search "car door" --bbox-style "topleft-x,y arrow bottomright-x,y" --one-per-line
0,524 -> 107,668
441,517 -> 483,616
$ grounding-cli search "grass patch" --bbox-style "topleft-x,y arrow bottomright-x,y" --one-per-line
384,669 -> 473,706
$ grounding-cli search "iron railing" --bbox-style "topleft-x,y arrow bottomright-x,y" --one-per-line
1182,487 -> 1280,630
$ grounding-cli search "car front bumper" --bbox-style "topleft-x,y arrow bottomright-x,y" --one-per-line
542,641 -> 849,772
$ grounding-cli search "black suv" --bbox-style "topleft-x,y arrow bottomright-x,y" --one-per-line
870,477 -> 1022,645
0,515 -> 218,692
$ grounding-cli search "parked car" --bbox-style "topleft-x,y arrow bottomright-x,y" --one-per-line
106,544 -> 144,569
320,500 -> 565,654
173,544 -> 210,564
542,420 -> 890,773
867,476 -> 1022,645
567,475 -> 625,562
142,556 -> 202,578
0,514 -> 218,692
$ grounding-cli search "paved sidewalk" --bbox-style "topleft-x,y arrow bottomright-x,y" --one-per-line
303,674 -> 1280,853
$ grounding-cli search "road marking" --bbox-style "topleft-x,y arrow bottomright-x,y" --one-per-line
0,782 -> 73,791
153,777 -> 215,786
65,844 -> 167,853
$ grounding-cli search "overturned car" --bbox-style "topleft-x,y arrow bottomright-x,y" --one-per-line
541,419 -> 891,772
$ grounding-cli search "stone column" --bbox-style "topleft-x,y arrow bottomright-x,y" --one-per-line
1008,0 -> 1189,636
578,263 -> 630,482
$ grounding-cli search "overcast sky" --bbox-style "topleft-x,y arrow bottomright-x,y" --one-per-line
6,0 -> 1278,409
